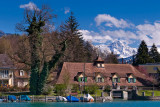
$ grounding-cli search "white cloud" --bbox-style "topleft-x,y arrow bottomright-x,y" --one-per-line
64,7 -> 70,14
80,30 -> 112,44
20,2 -> 39,10
95,14 -> 134,28
136,22 -> 160,46
102,30 -> 137,40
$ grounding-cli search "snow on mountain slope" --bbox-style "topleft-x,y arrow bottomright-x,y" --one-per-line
97,40 -> 137,58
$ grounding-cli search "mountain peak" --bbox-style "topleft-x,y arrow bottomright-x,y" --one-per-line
98,40 -> 137,58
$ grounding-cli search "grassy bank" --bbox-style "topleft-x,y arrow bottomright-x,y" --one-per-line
138,90 -> 160,96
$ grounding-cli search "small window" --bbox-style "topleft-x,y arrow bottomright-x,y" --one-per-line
78,77 -> 87,82
97,77 -> 104,82
128,78 -> 136,83
112,78 -> 120,83
20,70 -> 24,76
101,64 -> 104,67
2,70 -> 9,78
97,63 -> 104,68
97,64 -> 100,67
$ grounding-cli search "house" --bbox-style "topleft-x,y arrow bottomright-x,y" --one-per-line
139,64 -> 160,79
0,54 -> 30,87
57,56 -> 153,88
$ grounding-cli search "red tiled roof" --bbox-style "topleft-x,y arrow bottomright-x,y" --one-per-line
57,62 -> 152,86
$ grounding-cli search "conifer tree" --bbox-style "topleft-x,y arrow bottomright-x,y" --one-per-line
149,43 -> 160,63
135,40 -> 152,65
60,12 -> 86,62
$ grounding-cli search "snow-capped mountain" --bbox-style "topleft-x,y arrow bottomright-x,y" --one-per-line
98,40 -> 137,58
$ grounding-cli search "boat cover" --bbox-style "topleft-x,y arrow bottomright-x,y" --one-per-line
66,95 -> 79,102
8,95 -> 16,101
20,95 -> 31,101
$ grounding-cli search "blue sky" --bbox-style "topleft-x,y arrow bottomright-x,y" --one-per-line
1,0 -> 160,49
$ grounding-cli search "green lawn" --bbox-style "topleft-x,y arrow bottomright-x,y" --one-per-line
138,90 -> 160,96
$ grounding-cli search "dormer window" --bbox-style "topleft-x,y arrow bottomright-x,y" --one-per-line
77,72 -> 87,82
78,77 -> 87,82
112,74 -> 120,83
20,70 -> 24,76
128,74 -> 136,83
95,73 -> 104,82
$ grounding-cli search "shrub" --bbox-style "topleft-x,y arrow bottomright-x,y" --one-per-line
0,87 -> 9,92
54,84 -> 66,96
84,84 -> 99,94
72,84 -> 79,93
42,85 -> 53,95
104,86 -> 111,92
22,84 -> 29,91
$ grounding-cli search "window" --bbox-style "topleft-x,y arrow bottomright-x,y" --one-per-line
81,77 -> 85,82
128,78 -> 136,83
97,63 -> 104,68
97,64 -> 100,67
113,78 -> 118,83
112,78 -> 120,83
78,77 -> 87,82
2,70 -> 9,78
98,78 -> 102,82
96,77 -> 104,82
20,70 -> 24,76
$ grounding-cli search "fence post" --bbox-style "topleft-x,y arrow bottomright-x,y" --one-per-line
20,95 -> 21,102
142,92 -> 145,96
32,95 -> 34,102
152,92 -> 154,97
45,95 -> 47,102
7,95 -> 8,103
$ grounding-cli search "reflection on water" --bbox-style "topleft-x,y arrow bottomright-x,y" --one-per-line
0,101 -> 160,107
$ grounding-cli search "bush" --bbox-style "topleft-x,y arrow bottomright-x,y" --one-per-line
0,87 -> 9,92
42,85 -> 53,95
104,86 -> 111,92
72,84 -> 79,93
22,84 -> 29,91
84,84 -> 99,94
54,84 -> 66,96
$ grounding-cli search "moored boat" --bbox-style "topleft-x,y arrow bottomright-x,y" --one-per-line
8,95 -> 17,102
56,96 -> 67,102
80,94 -> 94,102
19,95 -> 31,101
66,95 -> 79,102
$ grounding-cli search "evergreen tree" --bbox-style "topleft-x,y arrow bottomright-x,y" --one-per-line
149,43 -> 160,63
135,40 -> 152,65
60,12 -> 86,62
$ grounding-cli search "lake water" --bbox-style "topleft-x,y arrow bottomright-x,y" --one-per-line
0,101 -> 160,107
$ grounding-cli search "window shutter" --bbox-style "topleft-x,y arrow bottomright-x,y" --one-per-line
85,77 -> 87,82
128,78 -> 130,83
78,77 -> 81,82
118,78 -> 120,83
102,78 -> 104,82
112,78 -> 114,82
96,77 -> 98,82
134,78 -> 136,83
